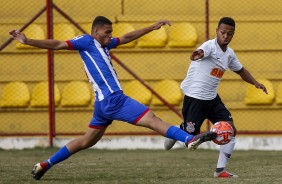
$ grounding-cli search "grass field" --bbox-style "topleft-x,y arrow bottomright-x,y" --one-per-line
0,147 -> 282,184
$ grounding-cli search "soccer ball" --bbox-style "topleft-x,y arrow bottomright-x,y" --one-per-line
210,121 -> 234,145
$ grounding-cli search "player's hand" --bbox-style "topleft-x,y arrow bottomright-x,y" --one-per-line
254,82 -> 268,94
151,19 -> 172,30
9,30 -> 27,44
190,49 -> 204,60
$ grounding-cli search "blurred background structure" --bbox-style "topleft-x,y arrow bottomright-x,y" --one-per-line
1,0 -> 282,148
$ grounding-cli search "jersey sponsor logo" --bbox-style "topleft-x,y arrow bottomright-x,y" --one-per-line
210,68 -> 224,78
185,122 -> 195,133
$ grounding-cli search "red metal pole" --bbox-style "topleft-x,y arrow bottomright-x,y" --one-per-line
46,0 -> 55,147
205,0 -> 210,41
205,0 -> 210,131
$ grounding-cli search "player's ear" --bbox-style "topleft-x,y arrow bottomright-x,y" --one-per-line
92,27 -> 98,35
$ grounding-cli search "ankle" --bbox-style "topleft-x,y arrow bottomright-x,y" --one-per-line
39,162 -> 49,172
215,167 -> 224,173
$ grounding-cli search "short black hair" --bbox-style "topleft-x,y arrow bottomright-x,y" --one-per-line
218,17 -> 235,30
92,16 -> 112,28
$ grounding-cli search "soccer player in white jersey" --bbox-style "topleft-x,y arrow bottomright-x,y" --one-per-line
164,17 -> 268,178
10,16 -> 217,180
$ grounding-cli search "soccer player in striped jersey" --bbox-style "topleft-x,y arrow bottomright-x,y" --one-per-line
10,16 -> 216,180
164,17 -> 268,178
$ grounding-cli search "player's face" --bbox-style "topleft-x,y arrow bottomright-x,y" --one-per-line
93,24 -> 113,46
216,24 -> 235,48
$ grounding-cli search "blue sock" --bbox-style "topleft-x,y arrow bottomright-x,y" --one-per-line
166,126 -> 194,143
45,146 -> 71,170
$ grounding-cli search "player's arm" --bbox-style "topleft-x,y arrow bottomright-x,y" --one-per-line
234,67 -> 268,94
119,20 -> 171,45
9,30 -> 69,50
190,49 -> 204,60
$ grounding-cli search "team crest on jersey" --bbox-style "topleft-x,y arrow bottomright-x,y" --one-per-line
185,122 -> 195,133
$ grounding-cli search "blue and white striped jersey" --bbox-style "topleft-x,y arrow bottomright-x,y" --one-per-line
66,34 -> 121,101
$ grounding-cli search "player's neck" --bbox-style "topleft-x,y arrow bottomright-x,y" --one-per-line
219,45 -> 227,52
216,38 -> 228,52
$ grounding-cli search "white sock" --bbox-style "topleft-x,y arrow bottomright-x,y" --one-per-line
177,140 -> 187,148
216,137 -> 236,170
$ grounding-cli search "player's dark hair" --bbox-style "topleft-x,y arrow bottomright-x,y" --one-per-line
92,16 -> 112,28
218,17 -> 235,30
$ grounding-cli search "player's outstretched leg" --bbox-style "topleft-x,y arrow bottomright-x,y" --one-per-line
187,131 -> 217,150
137,110 -> 215,151
31,128 -> 106,180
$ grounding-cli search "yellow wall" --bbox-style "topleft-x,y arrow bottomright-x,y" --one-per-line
1,0 -> 282,134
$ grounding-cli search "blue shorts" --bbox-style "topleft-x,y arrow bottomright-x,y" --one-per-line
89,91 -> 149,129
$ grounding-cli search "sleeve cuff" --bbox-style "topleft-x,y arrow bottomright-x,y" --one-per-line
66,40 -> 74,50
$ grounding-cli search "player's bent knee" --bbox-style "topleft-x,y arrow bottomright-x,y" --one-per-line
227,121 -> 237,136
